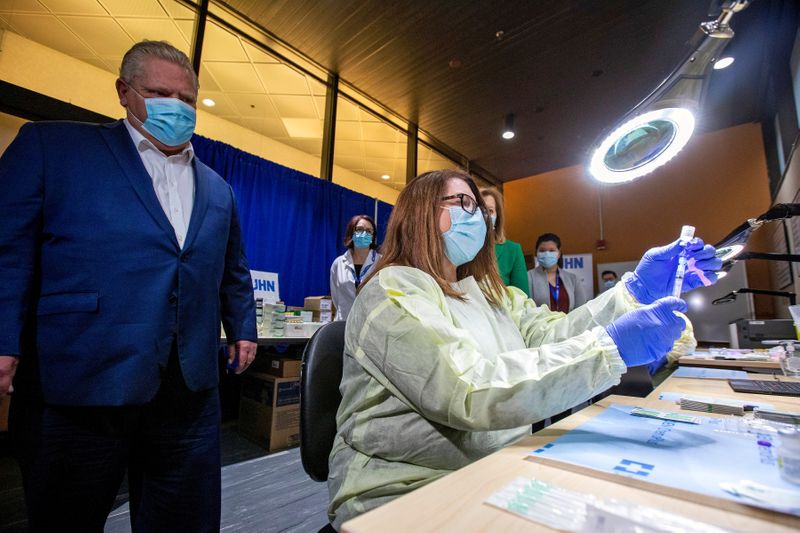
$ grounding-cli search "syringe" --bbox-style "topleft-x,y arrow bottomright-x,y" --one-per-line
671,225 -> 696,298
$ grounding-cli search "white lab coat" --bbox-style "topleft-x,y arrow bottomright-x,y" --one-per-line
329,249 -> 380,321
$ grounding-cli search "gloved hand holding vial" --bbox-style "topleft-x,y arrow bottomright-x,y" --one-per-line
624,227 -> 722,304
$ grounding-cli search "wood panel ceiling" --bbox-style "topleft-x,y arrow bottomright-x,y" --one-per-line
223,0 -> 794,181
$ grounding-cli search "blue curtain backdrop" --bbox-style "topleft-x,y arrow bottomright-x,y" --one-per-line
192,135 -> 393,307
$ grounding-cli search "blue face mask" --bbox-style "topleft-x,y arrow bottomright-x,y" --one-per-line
490,215 -> 497,229
603,279 -> 617,290
537,251 -> 559,268
129,86 -> 196,147
352,231 -> 373,249
442,207 -> 486,267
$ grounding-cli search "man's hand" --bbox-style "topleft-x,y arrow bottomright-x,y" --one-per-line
0,355 -> 19,397
227,340 -> 257,374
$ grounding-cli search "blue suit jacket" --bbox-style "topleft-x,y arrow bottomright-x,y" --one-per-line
0,120 -> 257,405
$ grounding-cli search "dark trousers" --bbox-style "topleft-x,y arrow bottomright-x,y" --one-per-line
10,356 -> 221,533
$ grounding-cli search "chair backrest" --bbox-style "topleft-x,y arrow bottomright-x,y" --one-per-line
300,320 -> 346,482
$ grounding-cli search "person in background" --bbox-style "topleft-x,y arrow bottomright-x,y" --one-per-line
326,169 -> 721,528
330,215 -> 381,320
480,188 -> 530,296
527,232 -> 586,312
601,270 -> 619,292
0,40 -> 257,531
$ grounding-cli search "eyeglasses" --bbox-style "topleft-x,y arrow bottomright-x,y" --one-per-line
440,193 -> 481,216
354,228 -> 375,235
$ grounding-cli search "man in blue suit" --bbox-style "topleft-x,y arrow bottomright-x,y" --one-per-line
0,41 -> 257,531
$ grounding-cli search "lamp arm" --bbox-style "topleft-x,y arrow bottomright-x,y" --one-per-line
756,203 -> 800,222
739,251 -> 800,262
737,288 -> 797,306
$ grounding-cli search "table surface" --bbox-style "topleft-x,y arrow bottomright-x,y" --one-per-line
341,372 -> 800,532
679,355 -> 782,370
221,336 -> 311,346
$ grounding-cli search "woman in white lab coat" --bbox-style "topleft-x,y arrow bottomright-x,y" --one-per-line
329,215 -> 381,320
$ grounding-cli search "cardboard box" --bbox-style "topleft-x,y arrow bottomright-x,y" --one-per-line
312,310 -> 332,323
268,357 -> 302,378
238,372 -> 300,452
0,396 -> 9,432
304,296 -> 332,311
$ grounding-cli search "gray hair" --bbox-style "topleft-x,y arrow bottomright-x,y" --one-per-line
120,40 -> 199,93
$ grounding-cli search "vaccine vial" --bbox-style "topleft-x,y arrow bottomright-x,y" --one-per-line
777,428 -> 800,485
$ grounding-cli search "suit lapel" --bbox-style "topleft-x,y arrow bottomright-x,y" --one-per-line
183,158 -> 209,252
99,121 -> 179,249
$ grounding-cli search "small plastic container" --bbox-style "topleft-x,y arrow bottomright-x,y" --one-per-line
777,428 -> 800,485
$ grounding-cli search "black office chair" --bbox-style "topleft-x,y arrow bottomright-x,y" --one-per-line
300,320 -> 346,482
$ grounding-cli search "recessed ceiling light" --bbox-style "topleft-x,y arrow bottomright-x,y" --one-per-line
381,174 -> 390,180
202,98 -> 216,107
502,113 -> 515,140
713,56 -> 734,70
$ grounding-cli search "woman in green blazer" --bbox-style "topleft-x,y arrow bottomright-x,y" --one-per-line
481,188 -> 530,296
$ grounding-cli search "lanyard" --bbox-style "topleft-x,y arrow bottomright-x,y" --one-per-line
348,250 -> 375,287
549,272 -> 560,304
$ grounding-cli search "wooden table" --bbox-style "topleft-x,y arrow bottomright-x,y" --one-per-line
221,335 -> 311,347
341,374 -> 800,532
679,355 -> 782,371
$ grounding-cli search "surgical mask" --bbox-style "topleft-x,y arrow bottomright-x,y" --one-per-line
352,231 -> 373,249
537,251 -> 559,268
603,279 -> 617,290
442,207 -> 486,267
490,215 -> 497,229
128,86 -> 196,147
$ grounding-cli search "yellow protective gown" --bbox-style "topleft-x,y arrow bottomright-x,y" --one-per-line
327,265 -> 688,529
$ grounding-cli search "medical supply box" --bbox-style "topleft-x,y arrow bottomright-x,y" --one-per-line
238,372 -> 300,452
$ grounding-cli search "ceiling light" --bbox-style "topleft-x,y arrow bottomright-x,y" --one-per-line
202,98 -> 216,107
501,114 -> 515,140
381,174 -> 390,180
713,56 -> 735,69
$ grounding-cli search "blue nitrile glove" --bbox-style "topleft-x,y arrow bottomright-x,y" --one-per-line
625,238 -> 722,304
647,354 -> 668,375
606,297 -> 688,368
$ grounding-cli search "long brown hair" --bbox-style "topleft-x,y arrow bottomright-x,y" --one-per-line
480,187 -> 506,244
362,169 -> 506,306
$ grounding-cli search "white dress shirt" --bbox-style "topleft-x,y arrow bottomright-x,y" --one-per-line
124,119 -> 195,248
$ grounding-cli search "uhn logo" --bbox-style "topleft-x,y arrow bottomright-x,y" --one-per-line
253,279 -> 275,292
563,257 -> 583,269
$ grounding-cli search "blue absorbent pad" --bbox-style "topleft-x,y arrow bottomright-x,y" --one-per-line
670,367 -> 748,380
527,404 -> 800,516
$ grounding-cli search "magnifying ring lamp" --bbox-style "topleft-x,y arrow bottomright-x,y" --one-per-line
588,0 -> 751,183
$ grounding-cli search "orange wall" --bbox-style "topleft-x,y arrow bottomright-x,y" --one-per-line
504,122 -> 775,317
